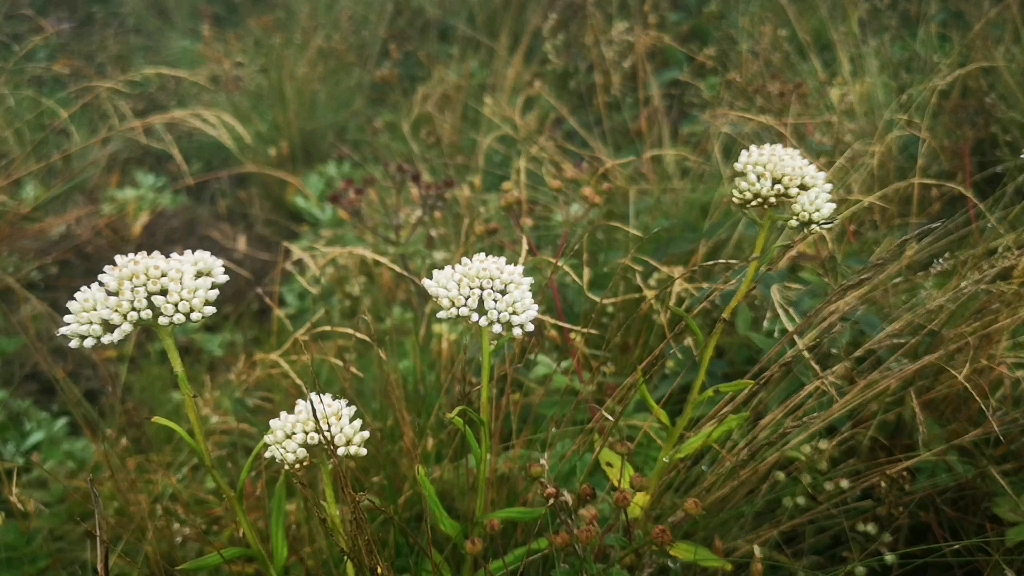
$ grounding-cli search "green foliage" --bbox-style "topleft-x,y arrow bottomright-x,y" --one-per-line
3,0 -> 1024,574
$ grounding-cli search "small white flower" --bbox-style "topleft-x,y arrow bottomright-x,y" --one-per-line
55,250 -> 230,348
263,393 -> 370,469
421,253 -> 539,338
731,143 -> 837,233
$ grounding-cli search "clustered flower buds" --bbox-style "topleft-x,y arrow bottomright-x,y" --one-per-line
56,250 -> 227,348
263,393 -> 370,469
731,143 -> 837,233
421,253 -> 539,337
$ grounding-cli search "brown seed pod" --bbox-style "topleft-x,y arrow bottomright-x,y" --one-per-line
613,489 -> 633,509
464,537 -> 484,556
651,525 -> 673,547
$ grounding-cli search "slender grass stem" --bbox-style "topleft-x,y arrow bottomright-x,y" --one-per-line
645,219 -> 774,513
156,327 -> 277,576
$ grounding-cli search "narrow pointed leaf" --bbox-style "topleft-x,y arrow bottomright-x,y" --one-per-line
151,417 -> 201,457
271,474 -> 288,574
1007,524 -> 1024,547
673,413 -> 749,460
669,305 -> 705,349
416,465 -> 462,539
445,411 -> 481,466
667,541 -> 733,570
697,380 -> 755,403
474,538 -> 549,576
176,547 -> 255,571
236,438 -> 266,501
482,507 -> 546,523
636,372 -> 671,428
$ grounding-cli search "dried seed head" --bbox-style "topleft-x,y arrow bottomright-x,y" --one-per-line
575,524 -> 600,546
713,535 -> 725,558
651,525 -> 673,547
578,505 -> 599,525
484,519 -> 501,535
577,483 -> 596,503
613,489 -> 633,509
630,473 -> 647,491
542,486 -> 559,502
683,497 -> 703,517
464,537 -> 484,556
551,531 -> 572,549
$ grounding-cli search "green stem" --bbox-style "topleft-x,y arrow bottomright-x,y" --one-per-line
646,219 -> 774,511
463,328 -> 493,576
320,461 -> 355,576
156,327 -> 277,576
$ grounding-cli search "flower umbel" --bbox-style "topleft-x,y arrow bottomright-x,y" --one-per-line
421,253 -> 539,337
56,250 -> 227,348
263,393 -> 369,469
731,143 -> 836,233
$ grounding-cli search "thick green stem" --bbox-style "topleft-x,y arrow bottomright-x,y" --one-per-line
320,461 -> 355,576
463,328 -> 493,576
156,327 -> 277,576
646,220 -> 774,511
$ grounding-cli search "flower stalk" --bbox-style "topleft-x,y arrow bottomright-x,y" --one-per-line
463,328 -> 493,576
319,460 -> 356,576
156,327 -> 277,576
646,218 -> 774,509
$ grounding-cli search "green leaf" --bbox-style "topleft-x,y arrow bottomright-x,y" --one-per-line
708,413 -> 749,443
271,474 -> 288,574
668,306 -> 705,349
474,538 -> 549,576
697,380 -> 755,403
416,465 -> 462,539
637,372 -> 671,428
993,496 -> 1024,524
627,491 -> 650,520
1008,524 -> 1024,547
482,507 -> 546,523
674,428 -> 714,460
151,417 -> 201,458
446,409 -> 481,467
418,548 -> 453,576
667,541 -> 733,570
236,439 -> 266,501
673,414 -> 749,460
597,445 -> 635,488
175,547 -> 256,571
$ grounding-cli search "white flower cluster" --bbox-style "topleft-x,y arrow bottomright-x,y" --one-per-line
56,250 -> 227,348
421,253 -> 539,337
263,393 -> 369,469
731,143 -> 837,233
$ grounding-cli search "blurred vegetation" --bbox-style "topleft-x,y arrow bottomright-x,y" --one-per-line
1,0 -> 1024,574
